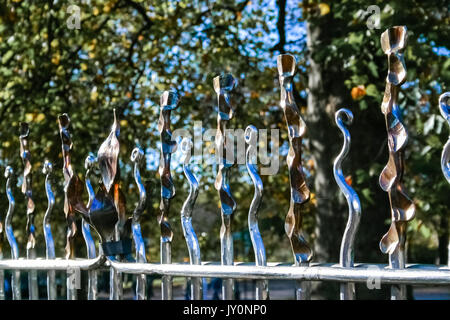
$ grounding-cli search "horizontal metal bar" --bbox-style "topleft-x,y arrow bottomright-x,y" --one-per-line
108,261 -> 450,286
0,258 -> 448,286
0,256 -> 105,271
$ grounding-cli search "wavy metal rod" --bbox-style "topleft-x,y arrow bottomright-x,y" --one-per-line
438,92 -> 450,268
213,73 -> 237,300
378,26 -> 416,300
245,125 -> 269,300
0,170 -> 3,300
180,137 -> 203,300
333,109 -> 362,300
4,166 -> 21,300
277,54 -> 312,300
19,122 -> 38,300
84,155 -> 98,300
158,90 -> 179,300
42,161 -> 56,300
131,147 -> 147,300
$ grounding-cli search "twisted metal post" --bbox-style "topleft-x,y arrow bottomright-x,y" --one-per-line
19,122 -> 38,299
277,54 -> 312,300
180,137 -> 202,300
158,90 -> 179,300
245,125 -> 269,300
131,147 -> 147,300
333,109 -> 362,300
84,155 -> 98,300
378,26 -> 416,300
438,92 -> 450,268
4,166 -> 21,300
213,74 -> 237,300
42,161 -> 57,300
58,113 -> 89,300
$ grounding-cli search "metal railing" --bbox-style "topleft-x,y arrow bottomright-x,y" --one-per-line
0,26 -> 449,301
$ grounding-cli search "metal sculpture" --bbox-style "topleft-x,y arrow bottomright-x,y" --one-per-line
84,154 -> 98,300
158,90 -> 180,300
43,160 -> 56,300
4,166 -> 21,300
439,92 -> 450,183
19,122 -> 38,299
180,137 -> 202,300
277,54 -> 312,300
378,26 -> 416,300
130,146 -> 147,300
245,125 -> 269,300
333,109 -> 362,300
213,73 -> 237,300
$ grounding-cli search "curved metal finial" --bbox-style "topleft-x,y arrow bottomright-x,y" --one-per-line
378,26 -> 415,300
58,114 -> 88,261
4,166 -> 21,300
333,109 -> 362,300
245,125 -> 269,300
277,54 -> 312,263
131,146 -> 147,300
19,121 -> 38,299
158,90 -> 180,300
180,137 -> 203,300
98,109 -> 120,193
42,160 -> 56,300
214,73 -> 237,300
439,92 -> 450,183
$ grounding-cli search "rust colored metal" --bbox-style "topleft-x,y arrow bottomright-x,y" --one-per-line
378,26 -> 415,300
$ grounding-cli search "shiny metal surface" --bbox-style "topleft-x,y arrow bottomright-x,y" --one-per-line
42,161 -> 56,300
158,90 -> 179,300
84,155 -> 98,300
245,126 -> 269,300
213,73 -> 237,300
131,147 -> 147,300
4,166 -> 21,300
180,137 -> 202,300
378,26 -> 415,300
19,122 -> 38,300
439,92 -> 450,183
333,109 -> 362,300
277,54 -> 312,300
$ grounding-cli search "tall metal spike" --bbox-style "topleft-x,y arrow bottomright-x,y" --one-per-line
378,26 -> 415,300
333,109 -> 362,300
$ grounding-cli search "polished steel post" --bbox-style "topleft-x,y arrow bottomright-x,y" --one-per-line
84,155 -> 98,300
438,92 -> 450,267
333,109 -> 362,300
277,54 -> 312,300
245,125 -> 269,300
4,166 -> 21,300
19,122 -> 38,300
158,91 -> 179,300
180,137 -> 202,300
43,161 -> 57,300
131,147 -> 147,300
213,74 -> 237,300
378,26 -> 416,300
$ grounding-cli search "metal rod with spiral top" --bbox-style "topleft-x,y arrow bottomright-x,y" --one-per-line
158,90 -> 179,300
214,73 -> 237,300
4,166 -> 21,300
180,137 -> 202,300
19,122 -> 38,300
43,160 -> 57,300
378,26 -> 416,300
131,147 -> 147,300
438,92 -> 450,267
245,125 -> 269,300
277,54 -> 312,300
333,109 -> 362,300
84,155 -> 98,300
